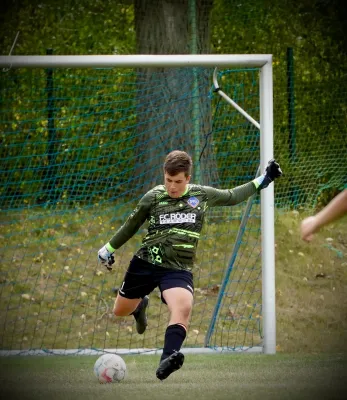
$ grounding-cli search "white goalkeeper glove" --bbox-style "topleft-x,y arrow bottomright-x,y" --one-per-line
98,243 -> 115,271
253,159 -> 282,190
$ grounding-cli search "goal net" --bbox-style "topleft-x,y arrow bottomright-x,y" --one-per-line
0,55 -> 275,355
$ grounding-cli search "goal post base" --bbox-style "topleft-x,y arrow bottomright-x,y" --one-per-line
0,346 -> 264,356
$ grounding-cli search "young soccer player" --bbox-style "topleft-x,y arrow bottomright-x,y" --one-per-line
98,150 -> 282,380
301,188 -> 347,242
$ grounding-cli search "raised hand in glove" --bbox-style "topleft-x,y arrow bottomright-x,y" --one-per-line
253,159 -> 283,191
98,243 -> 115,271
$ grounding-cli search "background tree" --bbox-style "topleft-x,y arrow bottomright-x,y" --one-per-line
133,0 -> 216,190
0,0 -> 346,205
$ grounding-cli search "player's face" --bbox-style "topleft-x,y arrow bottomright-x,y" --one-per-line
164,172 -> 190,198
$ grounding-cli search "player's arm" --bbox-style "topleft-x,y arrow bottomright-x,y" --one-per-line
204,181 -> 257,206
301,189 -> 347,242
205,159 -> 282,206
98,191 -> 153,270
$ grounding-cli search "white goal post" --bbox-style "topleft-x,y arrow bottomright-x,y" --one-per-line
0,54 -> 275,355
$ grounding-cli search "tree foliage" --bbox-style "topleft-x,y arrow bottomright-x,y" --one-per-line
0,0 -> 346,207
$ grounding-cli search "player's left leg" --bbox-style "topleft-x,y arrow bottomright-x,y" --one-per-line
156,273 -> 194,380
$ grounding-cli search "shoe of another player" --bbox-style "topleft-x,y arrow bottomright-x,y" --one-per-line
132,295 -> 149,334
156,351 -> 185,380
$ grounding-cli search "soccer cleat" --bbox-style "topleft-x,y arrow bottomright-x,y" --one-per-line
156,351 -> 184,380
132,296 -> 149,334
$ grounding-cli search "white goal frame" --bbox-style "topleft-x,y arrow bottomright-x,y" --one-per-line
0,54 -> 276,355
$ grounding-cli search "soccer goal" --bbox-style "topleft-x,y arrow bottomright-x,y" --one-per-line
0,54 -> 275,355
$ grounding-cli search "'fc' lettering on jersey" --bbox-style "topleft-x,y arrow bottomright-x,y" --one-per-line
159,213 -> 196,224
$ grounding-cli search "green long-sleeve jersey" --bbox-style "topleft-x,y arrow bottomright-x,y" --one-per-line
108,181 -> 257,271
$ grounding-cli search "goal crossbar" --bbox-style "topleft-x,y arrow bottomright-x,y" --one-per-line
0,54 -> 272,69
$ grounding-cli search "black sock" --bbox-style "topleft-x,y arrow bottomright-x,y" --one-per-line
131,297 -> 144,317
160,324 -> 186,362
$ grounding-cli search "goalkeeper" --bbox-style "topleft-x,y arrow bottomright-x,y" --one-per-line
98,150 -> 282,380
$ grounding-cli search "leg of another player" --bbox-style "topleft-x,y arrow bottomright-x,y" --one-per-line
156,287 -> 193,380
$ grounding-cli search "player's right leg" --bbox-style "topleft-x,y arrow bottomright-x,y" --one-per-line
113,256 -> 155,334
113,294 -> 149,334
113,295 -> 142,317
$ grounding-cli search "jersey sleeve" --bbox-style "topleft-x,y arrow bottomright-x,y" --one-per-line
108,191 -> 154,250
203,181 -> 257,207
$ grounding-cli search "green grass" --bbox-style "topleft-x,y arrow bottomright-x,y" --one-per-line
0,353 -> 346,400
0,205 -> 346,353
275,211 -> 347,353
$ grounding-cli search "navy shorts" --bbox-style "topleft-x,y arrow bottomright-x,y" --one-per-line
118,256 -> 194,304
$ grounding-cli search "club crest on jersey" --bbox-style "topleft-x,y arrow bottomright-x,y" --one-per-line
187,196 -> 199,208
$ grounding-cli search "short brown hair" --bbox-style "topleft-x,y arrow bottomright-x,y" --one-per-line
164,150 -> 193,177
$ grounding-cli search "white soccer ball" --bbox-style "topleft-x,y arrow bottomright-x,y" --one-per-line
93,354 -> 127,383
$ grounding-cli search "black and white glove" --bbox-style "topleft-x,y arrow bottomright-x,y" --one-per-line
98,243 -> 115,271
253,159 -> 282,190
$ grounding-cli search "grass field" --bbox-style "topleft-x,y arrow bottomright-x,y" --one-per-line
275,211 -> 347,354
1,206 -> 346,353
0,205 -> 346,400
0,353 -> 346,400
